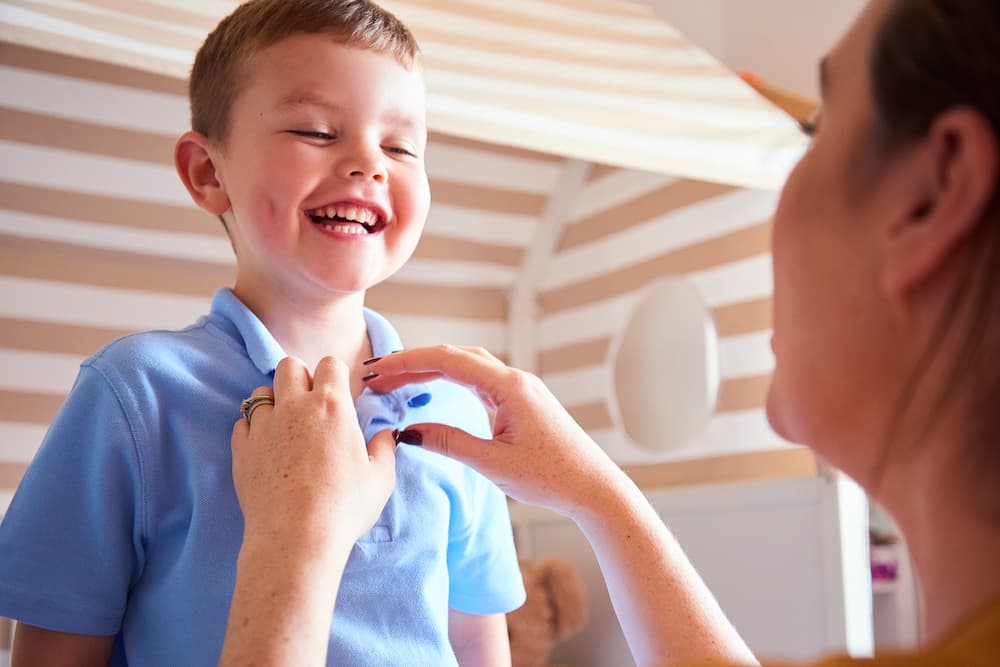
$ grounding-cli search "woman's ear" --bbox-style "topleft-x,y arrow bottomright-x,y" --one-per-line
174,131 -> 231,216
882,108 -> 999,298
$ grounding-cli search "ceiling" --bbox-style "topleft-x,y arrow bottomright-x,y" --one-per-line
0,0 -> 808,189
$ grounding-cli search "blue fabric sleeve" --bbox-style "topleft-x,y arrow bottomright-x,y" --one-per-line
0,363 -> 144,635
445,394 -> 526,615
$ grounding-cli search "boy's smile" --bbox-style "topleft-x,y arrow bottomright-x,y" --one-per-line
195,33 -> 430,305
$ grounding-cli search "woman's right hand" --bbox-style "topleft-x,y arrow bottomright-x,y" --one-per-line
364,345 -> 626,519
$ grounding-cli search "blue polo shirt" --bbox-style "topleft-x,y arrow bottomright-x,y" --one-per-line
0,289 -> 525,665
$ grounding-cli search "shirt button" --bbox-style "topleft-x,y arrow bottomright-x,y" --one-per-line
407,392 -> 431,408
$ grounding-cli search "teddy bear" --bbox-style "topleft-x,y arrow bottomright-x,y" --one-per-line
507,557 -> 589,667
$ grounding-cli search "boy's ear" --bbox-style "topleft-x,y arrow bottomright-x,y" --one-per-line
881,107 -> 999,298
174,131 -> 231,216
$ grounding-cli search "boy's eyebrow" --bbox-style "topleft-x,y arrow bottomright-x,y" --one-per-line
274,91 -> 342,113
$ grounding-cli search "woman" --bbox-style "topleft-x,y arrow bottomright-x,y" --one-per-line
211,0 -> 1000,665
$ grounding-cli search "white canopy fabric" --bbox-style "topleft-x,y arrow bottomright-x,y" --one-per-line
0,0 -> 807,189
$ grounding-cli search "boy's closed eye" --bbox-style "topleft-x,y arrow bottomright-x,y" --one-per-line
287,131 -> 419,158
385,145 -> 419,158
290,130 -> 336,141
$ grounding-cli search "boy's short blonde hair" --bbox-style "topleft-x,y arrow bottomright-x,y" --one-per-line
190,0 -> 421,145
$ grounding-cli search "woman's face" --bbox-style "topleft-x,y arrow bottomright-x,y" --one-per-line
767,0 -> 910,476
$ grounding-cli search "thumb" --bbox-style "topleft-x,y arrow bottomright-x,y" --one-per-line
367,429 -> 399,477
396,423 -> 496,473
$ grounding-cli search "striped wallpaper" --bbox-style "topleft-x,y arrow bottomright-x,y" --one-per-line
537,165 -> 812,472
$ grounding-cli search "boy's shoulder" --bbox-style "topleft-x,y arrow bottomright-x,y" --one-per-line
84,315 -> 241,382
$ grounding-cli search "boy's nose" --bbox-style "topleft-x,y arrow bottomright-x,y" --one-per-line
336,150 -> 387,183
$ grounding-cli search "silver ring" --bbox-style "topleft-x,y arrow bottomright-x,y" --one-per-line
240,395 -> 274,425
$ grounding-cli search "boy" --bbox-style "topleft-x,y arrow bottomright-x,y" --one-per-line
0,1 -> 525,664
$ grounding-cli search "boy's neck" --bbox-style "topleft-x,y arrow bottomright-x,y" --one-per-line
234,286 -> 373,398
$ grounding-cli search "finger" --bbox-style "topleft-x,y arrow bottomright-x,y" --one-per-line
312,356 -> 351,394
367,346 -> 508,398
395,423 -> 498,476
364,370 -> 443,394
274,356 -> 310,400
367,429 -> 399,473
458,345 -> 504,364
367,430 -> 399,507
231,417 -> 249,445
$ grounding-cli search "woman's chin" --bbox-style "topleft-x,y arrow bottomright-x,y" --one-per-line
765,384 -> 807,446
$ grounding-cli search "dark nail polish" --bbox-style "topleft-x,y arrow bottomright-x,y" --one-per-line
361,372 -> 379,382
363,356 -> 382,366
394,429 -> 423,446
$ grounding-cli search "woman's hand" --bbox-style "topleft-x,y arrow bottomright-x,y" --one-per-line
231,356 -> 397,550
364,345 -> 625,519
223,356 -> 397,666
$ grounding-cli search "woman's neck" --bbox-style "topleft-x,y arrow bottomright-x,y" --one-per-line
877,430 -> 1000,646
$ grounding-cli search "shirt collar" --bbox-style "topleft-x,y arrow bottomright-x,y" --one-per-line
210,288 -> 404,376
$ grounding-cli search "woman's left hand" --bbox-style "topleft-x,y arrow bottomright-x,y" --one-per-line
230,356 -> 398,550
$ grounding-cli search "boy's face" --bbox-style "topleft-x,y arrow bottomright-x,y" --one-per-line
212,34 -> 430,304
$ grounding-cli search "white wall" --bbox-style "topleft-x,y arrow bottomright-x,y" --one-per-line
639,0 -> 868,99
512,473 -> 873,665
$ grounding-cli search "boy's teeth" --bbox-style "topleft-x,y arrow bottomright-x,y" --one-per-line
311,205 -> 377,225
323,222 -> 369,235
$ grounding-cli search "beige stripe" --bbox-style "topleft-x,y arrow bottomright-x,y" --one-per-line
567,401 -> 613,431
0,462 -> 28,491
538,0 -> 651,19
0,317 -> 133,356
68,0 -> 218,31
431,181 -> 547,217
716,374 -> 772,414
409,0 -> 682,49
713,297 -> 773,337
560,373 -> 771,421
436,89 -> 768,148
413,235 -> 522,267
561,179 -> 738,250
541,221 -> 772,314
367,282 -> 506,321
0,233 -> 508,320
539,338 -> 609,375
424,53 -> 765,112
0,182 -> 218,236
622,448 -> 817,491
0,390 -> 63,424
0,106 -> 176,166
0,232 -> 232,298
428,130 -> 561,165
414,25 -> 724,77
0,42 -> 186,95
539,298 -> 772,376
4,0 -> 204,51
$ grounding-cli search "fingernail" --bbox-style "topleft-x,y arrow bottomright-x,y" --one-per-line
363,356 -> 382,366
361,372 -> 379,382
394,429 -> 423,446
390,349 -> 403,354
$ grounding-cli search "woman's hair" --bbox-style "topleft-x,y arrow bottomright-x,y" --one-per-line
870,0 -> 1000,513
